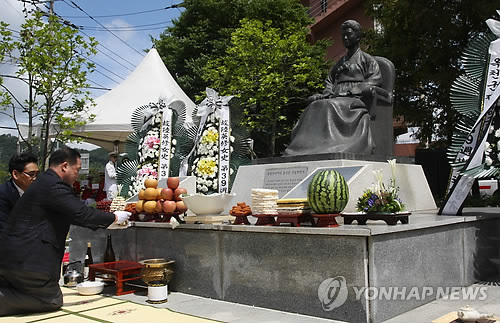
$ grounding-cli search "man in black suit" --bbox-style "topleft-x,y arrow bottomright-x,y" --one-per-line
0,147 -> 130,316
0,152 -> 39,232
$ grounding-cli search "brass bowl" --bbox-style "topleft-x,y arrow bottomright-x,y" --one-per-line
139,258 -> 175,285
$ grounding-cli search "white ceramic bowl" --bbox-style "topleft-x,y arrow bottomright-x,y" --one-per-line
181,193 -> 235,216
77,281 -> 105,295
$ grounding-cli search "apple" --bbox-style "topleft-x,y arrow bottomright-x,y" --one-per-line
167,177 -> 179,190
174,187 -> 187,201
175,200 -> 188,213
162,200 -> 176,214
155,200 -> 163,213
160,188 -> 174,201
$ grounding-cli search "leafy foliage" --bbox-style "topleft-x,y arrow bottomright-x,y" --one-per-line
153,0 -> 314,101
0,134 -> 18,183
0,12 -> 98,169
203,19 -> 329,156
363,0 -> 499,146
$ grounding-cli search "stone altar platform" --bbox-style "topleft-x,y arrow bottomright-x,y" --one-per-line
69,208 -> 500,323
231,158 -> 436,213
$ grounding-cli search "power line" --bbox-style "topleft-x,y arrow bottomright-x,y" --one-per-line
60,4 -> 182,19
306,1 -> 330,18
90,68 -> 120,85
2,0 -> 25,18
1,27 -> 130,81
65,0 -> 144,57
1,73 -> 113,90
75,29 -> 136,70
81,25 -> 171,32
5,27 -> 20,34
90,42 -> 134,72
44,9 -> 136,71
82,54 -> 125,81
78,20 -> 173,30
7,2 -> 141,81
87,78 -> 110,91
87,86 -> 110,90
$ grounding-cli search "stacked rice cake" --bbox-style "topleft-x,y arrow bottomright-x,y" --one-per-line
276,198 -> 311,215
251,188 -> 279,214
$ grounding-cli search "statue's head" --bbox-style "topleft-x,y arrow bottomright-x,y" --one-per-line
341,20 -> 362,49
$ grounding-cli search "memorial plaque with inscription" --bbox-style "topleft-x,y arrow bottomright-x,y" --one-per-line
263,166 -> 309,197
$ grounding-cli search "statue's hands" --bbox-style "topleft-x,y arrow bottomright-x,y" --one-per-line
338,90 -> 354,97
307,94 -> 324,104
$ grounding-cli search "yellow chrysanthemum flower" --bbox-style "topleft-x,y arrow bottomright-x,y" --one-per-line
196,158 -> 217,177
201,128 -> 219,144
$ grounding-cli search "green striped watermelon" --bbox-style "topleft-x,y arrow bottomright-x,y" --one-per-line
307,170 -> 349,214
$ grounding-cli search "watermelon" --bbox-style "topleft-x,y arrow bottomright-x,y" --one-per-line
307,170 -> 349,214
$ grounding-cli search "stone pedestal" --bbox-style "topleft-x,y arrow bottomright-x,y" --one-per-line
69,208 -> 500,323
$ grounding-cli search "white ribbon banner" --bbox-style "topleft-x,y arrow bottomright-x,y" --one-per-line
440,35 -> 500,215
218,111 -> 231,193
158,107 -> 173,180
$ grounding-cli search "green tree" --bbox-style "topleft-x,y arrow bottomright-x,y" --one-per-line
0,12 -> 98,169
0,134 -> 18,162
0,134 -> 18,183
363,0 -> 499,146
153,0 -> 314,100
204,19 -> 329,156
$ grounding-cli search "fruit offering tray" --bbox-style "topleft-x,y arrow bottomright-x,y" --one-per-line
131,212 -> 185,223
96,200 -> 112,213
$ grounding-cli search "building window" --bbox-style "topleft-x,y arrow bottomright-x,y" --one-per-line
321,0 -> 328,13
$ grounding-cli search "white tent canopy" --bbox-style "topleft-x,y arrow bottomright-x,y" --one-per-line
62,48 -> 195,151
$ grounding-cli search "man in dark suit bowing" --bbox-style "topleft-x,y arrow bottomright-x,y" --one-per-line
0,147 -> 131,316
0,152 -> 39,232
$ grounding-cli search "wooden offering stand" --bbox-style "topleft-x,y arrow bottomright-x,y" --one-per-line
252,214 -> 276,226
275,213 -> 314,227
233,214 -> 251,225
88,261 -> 143,296
135,212 -> 185,223
312,214 -> 340,227
160,212 -> 185,224
342,212 -> 410,225
229,202 -> 252,225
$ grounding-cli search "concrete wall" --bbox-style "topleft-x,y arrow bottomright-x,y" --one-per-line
69,210 -> 500,323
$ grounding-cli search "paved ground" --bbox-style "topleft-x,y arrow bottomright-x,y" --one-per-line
108,275 -> 500,323
381,275 -> 500,323
113,285 -> 341,323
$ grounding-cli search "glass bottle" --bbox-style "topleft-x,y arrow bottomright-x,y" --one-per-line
103,234 -> 116,263
83,242 -> 93,279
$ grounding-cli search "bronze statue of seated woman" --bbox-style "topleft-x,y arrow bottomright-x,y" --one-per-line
283,20 -> 388,157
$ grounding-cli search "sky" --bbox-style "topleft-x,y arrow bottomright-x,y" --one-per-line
0,0 -> 183,142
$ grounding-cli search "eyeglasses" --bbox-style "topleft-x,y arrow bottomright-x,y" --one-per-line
23,171 -> 40,179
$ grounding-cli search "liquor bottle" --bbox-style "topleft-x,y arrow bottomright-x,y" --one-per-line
103,234 -> 116,263
83,242 -> 93,279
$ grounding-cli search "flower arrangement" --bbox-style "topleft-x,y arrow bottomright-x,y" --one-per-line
116,99 -> 191,198
356,159 -> 405,213
127,110 -> 163,196
190,111 -> 235,193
